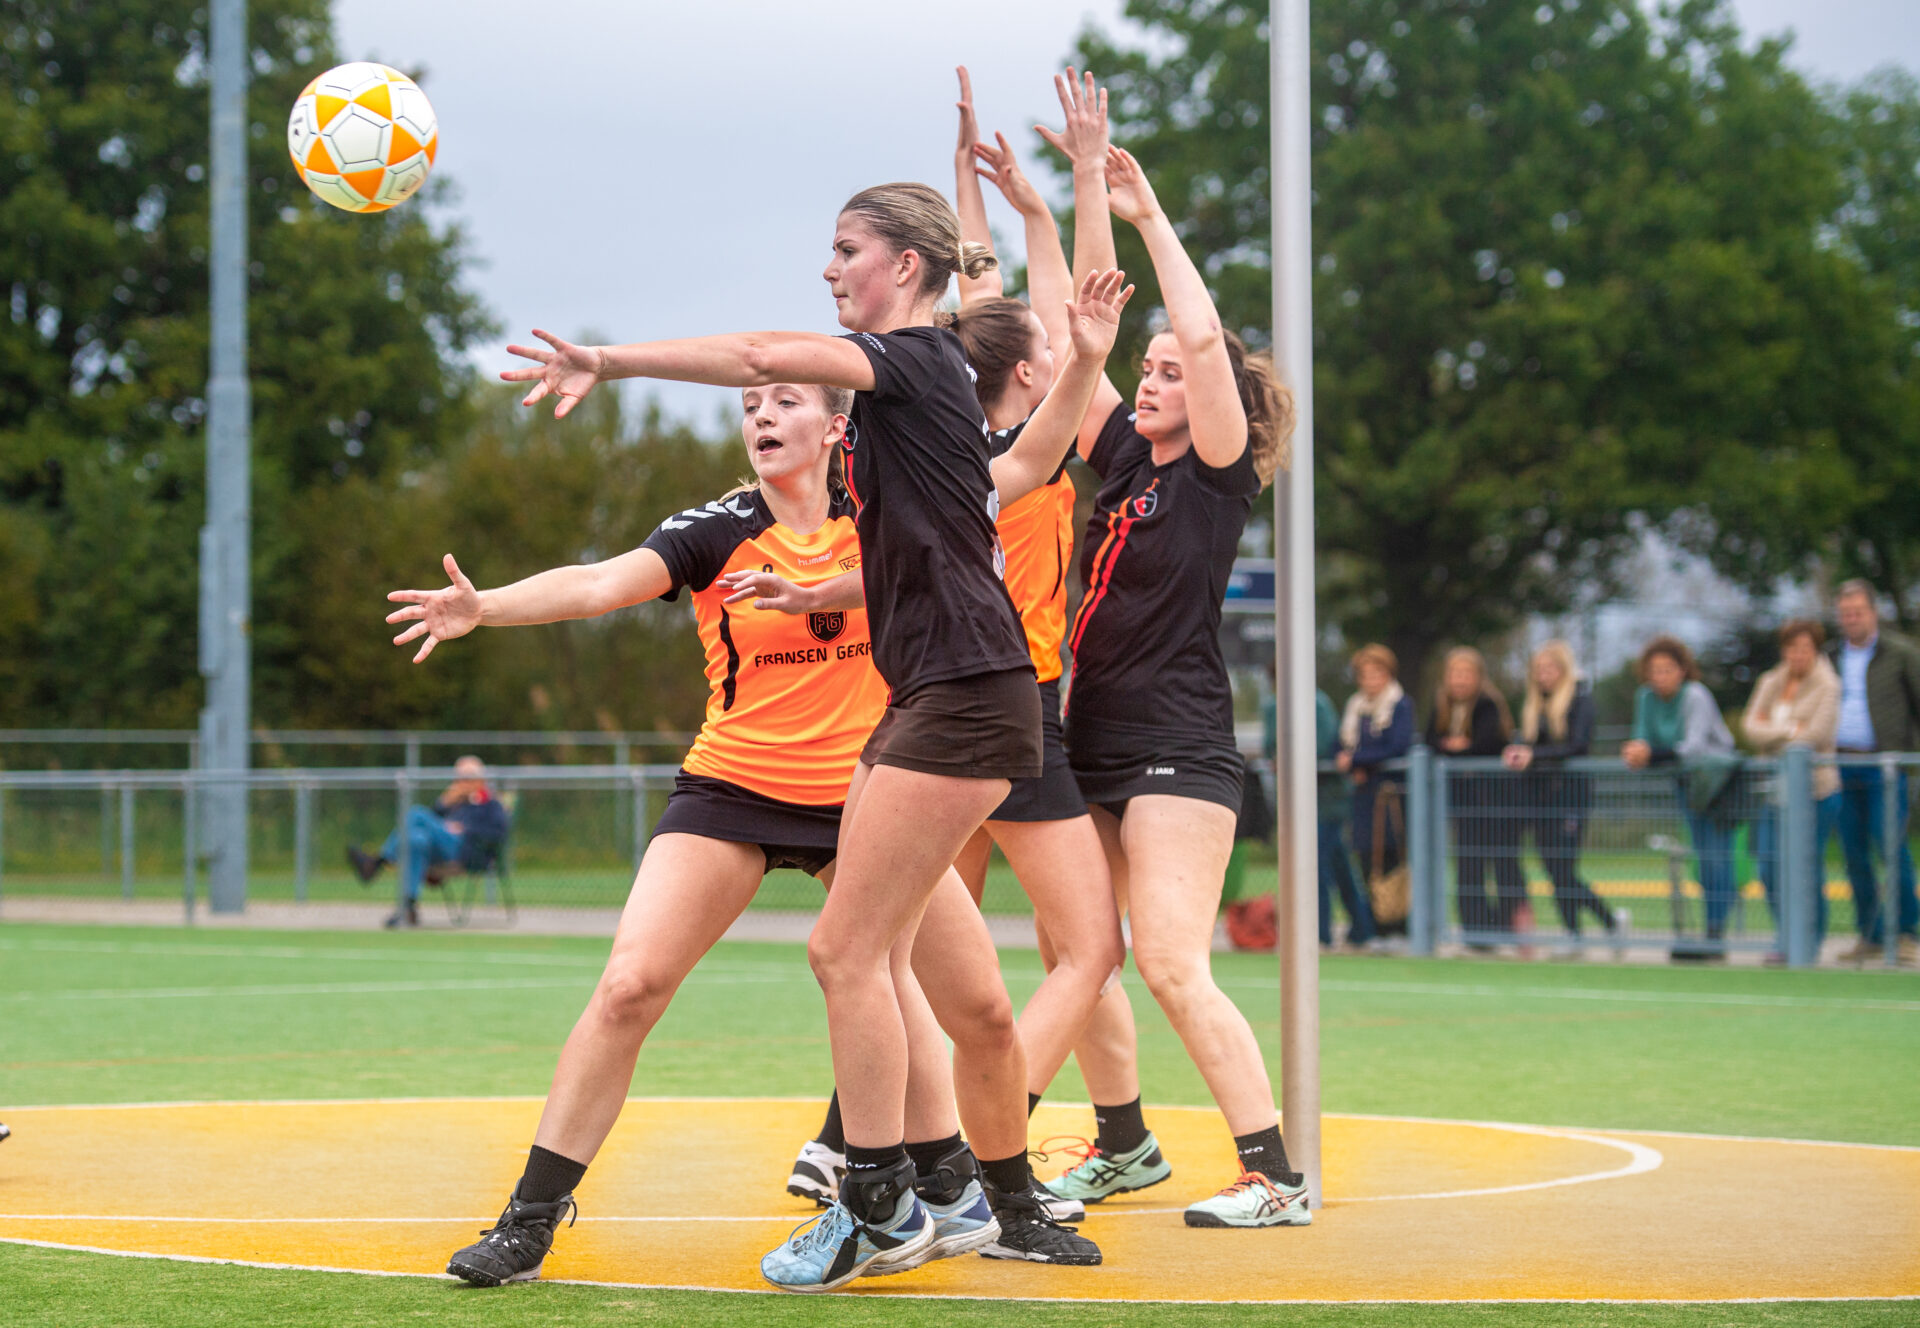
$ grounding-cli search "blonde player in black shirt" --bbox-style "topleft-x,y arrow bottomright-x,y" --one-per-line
1039,122 -> 1308,1228
502,196 -> 1131,1289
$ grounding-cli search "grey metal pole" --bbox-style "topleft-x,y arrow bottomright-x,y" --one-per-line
121,782 -> 136,900
1782,746 -> 1816,968
1433,757 -> 1452,946
632,769 -> 647,877
1408,745 -> 1434,956
1882,755 -> 1902,968
294,781 -> 312,905
0,787 -> 7,907
183,777 -> 198,923
199,0 -> 251,913
101,784 -> 114,876
395,773 -> 412,923
1271,0 -> 1321,1208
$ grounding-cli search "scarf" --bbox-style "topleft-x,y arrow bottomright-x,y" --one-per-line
1340,680 -> 1404,751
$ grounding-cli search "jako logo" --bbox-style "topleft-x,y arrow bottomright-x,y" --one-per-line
807,611 -> 846,644
1147,765 -> 1176,776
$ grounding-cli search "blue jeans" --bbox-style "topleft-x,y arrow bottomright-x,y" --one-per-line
1750,793 -> 1838,949
1834,764 -> 1919,941
1318,817 -> 1375,945
380,806 -> 464,903
1678,794 -> 1739,938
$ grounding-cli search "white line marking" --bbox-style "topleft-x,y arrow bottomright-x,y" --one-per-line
0,970 -> 812,1003
2,1235 -> 1916,1306
1299,977 -> 1920,1013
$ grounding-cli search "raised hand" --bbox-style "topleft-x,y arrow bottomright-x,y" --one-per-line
499,329 -> 606,419
386,553 -> 482,663
1035,67 -> 1109,170
955,66 -> 982,160
718,569 -> 813,614
973,132 -> 1046,217
1104,145 -> 1163,226
1064,267 -> 1134,362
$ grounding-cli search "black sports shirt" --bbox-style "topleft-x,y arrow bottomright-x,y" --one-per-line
840,325 -> 1032,698
1067,402 -> 1260,736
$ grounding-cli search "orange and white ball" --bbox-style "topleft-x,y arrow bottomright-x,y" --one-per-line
287,62 -> 438,214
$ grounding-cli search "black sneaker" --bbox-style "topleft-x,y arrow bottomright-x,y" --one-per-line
979,1183 -> 1101,1265
347,845 -> 385,884
446,1192 -> 577,1286
384,902 -> 420,929
1031,1176 -> 1085,1224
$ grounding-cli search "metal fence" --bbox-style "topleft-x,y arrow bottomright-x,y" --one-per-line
0,728 -> 697,771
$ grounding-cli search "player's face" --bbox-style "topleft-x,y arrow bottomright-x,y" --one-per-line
741,384 -> 841,486
825,217 -> 903,332
1133,333 -> 1188,442
1019,311 -> 1056,404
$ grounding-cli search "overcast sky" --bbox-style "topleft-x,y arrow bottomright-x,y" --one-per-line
332,0 -> 1919,426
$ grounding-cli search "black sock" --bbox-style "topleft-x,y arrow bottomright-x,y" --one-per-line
1093,1097 -> 1148,1155
905,1132 -> 964,1180
1234,1125 -> 1302,1186
844,1141 -> 908,1174
1027,1092 -> 1042,1118
515,1144 -> 587,1205
815,1091 -> 845,1152
977,1151 -> 1030,1195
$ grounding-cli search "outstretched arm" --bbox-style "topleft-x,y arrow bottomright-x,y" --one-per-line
990,267 -> 1133,505
1105,145 -> 1247,470
385,549 -> 672,663
502,329 -> 876,419
973,130 -> 1070,349
717,568 -> 866,614
953,67 -> 1005,306
1037,68 -> 1124,457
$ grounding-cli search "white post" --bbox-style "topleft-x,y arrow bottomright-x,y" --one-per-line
1272,0 -> 1322,1205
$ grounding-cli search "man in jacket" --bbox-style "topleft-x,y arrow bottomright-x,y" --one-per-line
1831,581 -> 1920,963
347,755 -> 512,929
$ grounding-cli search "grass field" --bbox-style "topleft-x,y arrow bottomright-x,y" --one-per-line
3,921 -> 1917,1325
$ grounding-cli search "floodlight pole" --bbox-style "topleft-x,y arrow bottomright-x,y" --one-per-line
199,0 -> 251,913
1271,0 -> 1322,1206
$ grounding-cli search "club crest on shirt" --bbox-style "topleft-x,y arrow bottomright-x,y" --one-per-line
807,610 -> 846,644
1131,482 -> 1160,519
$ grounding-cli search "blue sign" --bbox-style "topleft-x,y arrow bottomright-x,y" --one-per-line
1224,558 -> 1275,612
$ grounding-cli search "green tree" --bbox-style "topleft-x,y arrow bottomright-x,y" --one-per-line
1064,0 -> 1917,686
0,0 -> 490,727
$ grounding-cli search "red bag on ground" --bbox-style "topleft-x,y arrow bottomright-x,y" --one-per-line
1226,897 -> 1278,952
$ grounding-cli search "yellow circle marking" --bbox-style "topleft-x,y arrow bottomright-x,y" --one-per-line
1,1098 -> 1915,1302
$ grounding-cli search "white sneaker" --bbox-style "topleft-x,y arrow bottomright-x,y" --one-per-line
786,1139 -> 844,1208
1183,1171 -> 1311,1228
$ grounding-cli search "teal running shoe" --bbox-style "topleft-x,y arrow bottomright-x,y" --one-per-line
1183,1170 -> 1311,1228
760,1188 -> 933,1292
1047,1134 -> 1171,1204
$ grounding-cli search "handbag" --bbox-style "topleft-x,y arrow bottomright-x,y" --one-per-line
1368,782 -> 1411,927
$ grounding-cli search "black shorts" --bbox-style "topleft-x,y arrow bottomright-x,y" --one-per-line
862,666 -> 1043,781
988,678 -> 1088,823
650,772 -> 840,878
1065,712 -> 1245,817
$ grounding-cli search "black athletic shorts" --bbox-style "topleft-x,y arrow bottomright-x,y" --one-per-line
650,772 -> 840,878
1065,711 -> 1245,817
862,666 -> 1043,781
988,678 -> 1088,823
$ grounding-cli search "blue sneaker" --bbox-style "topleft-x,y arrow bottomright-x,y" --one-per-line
886,1143 -> 999,1270
760,1185 -> 933,1292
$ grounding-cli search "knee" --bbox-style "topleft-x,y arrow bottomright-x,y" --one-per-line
1049,925 -> 1127,988
590,966 -> 671,1032
941,984 -> 1018,1055
1134,948 -> 1209,1015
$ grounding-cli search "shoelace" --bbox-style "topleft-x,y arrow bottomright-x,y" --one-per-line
1031,1134 -> 1099,1170
781,1202 -> 854,1258
1215,1171 -> 1282,1200
476,1196 -> 577,1242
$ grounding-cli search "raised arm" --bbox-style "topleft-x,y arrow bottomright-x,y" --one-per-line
1037,68 -> 1124,457
953,67 -> 1005,306
385,549 -> 672,663
502,329 -> 875,419
990,267 -> 1133,505
972,130 -> 1070,347
1104,145 -> 1248,471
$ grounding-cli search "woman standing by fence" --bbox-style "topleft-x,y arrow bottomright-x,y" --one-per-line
1742,620 -> 1842,958
1428,647 -> 1527,940
1337,645 -> 1415,933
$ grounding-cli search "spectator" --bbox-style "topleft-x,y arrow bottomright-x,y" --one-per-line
348,755 -> 511,929
1429,647 -> 1527,940
1504,640 -> 1623,940
1316,687 -> 1376,949
1336,644 -> 1415,933
1743,618 -> 1842,961
1830,580 -> 1920,964
1622,636 -> 1739,952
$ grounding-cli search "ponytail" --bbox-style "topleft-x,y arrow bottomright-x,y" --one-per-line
1223,330 -> 1293,486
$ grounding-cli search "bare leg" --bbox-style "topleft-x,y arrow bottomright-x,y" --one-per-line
988,815 -> 1125,1094
533,834 -> 766,1162
809,760 -> 1008,1149
1068,805 -> 1143,1107
895,918 -> 964,1144
954,827 -> 994,905
1121,795 -> 1276,1135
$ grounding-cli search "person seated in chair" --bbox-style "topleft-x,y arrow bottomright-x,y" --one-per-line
348,755 -> 511,928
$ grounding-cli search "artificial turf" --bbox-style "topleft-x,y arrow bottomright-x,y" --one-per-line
2,921 -> 1917,1325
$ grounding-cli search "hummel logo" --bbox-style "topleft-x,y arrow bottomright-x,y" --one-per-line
1147,765 -> 1176,776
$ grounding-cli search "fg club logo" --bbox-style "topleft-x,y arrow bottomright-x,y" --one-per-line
807,611 -> 846,644
1131,480 -> 1160,519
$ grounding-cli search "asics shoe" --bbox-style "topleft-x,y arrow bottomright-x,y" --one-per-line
761,1171 -> 933,1292
445,1192 -> 577,1286
1047,1134 -> 1171,1204
1031,1176 -> 1085,1224
979,1181 -> 1101,1265
1183,1170 -> 1311,1228
787,1139 -> 845,1207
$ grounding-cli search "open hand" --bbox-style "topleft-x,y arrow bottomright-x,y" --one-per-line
500,329 -> 606,419
1104,145 -> 1163,226
386,553 -> 482,663
1502,744 -> 1534,771
719,569 -> 814,614
1065,267 -> 1134,361
1036,67 -> 1109,170
973,132 -> 1046,216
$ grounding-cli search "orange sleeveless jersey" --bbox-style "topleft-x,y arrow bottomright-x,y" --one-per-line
990,423 -> 1075,684
640,490 -> 886,805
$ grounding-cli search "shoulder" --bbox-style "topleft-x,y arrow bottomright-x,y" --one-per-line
642,489 -> 772,594
1088,401 -> 1149,475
